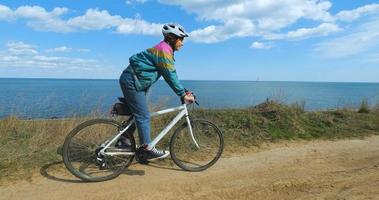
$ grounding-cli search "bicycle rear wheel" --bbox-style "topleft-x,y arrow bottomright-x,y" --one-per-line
62,118 -> 135,182
170,118 -> 224,171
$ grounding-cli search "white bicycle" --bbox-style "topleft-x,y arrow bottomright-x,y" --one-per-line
62,97 -> 224,182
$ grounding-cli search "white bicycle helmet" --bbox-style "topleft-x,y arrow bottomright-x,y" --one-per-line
162,23 -> 189,38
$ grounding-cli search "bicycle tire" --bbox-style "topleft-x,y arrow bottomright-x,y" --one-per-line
62,118 -> 135,182
170,118 -> 224,171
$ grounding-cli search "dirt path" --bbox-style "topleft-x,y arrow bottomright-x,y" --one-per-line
1,136 -> 379,200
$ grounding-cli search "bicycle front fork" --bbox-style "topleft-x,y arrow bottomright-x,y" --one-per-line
186,116 -> 199,149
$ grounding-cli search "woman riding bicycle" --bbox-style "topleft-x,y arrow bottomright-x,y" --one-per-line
119,23 -> 195,161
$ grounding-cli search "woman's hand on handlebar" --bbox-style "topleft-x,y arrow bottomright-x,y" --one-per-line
181,90 -> 195,104
183,93 -> 195,104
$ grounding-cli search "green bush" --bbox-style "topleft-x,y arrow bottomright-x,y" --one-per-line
358,99 -> 370,113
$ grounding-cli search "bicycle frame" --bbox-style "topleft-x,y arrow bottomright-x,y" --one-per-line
100,103 -> 199,156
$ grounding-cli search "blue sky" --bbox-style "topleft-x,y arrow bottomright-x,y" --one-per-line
0,0 -> 378,82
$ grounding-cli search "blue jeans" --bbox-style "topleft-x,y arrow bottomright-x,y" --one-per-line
119,70 -> 151,145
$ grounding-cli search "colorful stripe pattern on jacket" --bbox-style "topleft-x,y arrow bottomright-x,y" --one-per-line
127,41 -> 185,96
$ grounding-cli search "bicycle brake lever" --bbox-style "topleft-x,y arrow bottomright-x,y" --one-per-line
192,94 -> 199,106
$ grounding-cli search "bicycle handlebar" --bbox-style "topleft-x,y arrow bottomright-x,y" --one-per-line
181,90 -> 199,106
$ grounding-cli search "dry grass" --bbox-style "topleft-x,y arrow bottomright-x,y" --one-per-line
0,116 -> 91,182
1,99 -> 379,183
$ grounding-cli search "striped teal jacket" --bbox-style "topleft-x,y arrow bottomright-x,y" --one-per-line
125,41 -> 185,96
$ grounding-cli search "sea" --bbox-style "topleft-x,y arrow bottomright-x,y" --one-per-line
1,78 -> 379,119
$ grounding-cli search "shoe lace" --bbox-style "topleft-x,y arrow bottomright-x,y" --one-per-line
151,148 -> 165,155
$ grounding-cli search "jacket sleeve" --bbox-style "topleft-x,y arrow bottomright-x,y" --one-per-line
147,48 -> 185,96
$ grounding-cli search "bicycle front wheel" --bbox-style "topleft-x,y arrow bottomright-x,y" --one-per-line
170,119 -> 224,171
62,118 -> 135,182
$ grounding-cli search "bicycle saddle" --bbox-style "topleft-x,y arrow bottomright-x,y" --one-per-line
118,97 -> 127,103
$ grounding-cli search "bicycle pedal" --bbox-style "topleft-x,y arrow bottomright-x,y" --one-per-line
96,156 -> 108,170
99,162 -> 107,170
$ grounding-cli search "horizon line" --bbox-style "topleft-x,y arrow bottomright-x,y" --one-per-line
1,77 -> 378,84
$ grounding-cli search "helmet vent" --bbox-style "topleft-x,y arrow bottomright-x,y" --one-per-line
162,23 -> 188,38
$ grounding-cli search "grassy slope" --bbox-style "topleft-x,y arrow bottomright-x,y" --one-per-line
1,100 -> 379,182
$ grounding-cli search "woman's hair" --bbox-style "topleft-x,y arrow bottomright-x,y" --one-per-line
164,33 -> 181,50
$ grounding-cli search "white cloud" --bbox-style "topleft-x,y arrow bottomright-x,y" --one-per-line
0,4 -> 14,20
286,23 -> 341,40
14,6 -> 67,19
159,1 -> 379,44
67,9 -> 123,30
116,19 -> 162,35
77,48 -> 89,52
45,46 -> 89,53
126,0 -> 148,5
1,2 -> 379,44
250,42 -> 272,49
314,17 -> 379,58
266,23 -> 342,40
335,3 -> 379,22
190,18 -> 255,43
0,41 -> 96,69
67,9 -> 162,35
160,0 -> 334,43
0,4 -> 161,35
46,46 -> 72,52
29,55 -> 95,68
6,41 -> 38,55
12,6 -> 73,32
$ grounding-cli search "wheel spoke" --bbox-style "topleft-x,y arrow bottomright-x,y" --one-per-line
170,119 -> 223,171
70,140 -> 90,150
69,153 -> 95,162
62,119 -> 135,182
